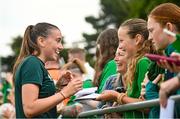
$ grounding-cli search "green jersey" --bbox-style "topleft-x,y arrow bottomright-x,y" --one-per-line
124,57 -> 151,118
15,55 -> 57,118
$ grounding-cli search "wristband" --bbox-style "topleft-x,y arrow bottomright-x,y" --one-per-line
59,91 -> 66,99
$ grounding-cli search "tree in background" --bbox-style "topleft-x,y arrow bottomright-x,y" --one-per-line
2,0 -> 179,70
83,0 -> 179,66
1,36 -> 22,72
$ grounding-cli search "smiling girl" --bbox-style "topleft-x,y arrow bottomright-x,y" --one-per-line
13,23 -> 82,118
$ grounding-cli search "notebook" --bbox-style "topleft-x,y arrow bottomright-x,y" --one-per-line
74,93 -> 100,101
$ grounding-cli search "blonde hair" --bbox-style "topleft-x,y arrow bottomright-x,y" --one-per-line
120,19 -> 153,87
125,40 -> 152,87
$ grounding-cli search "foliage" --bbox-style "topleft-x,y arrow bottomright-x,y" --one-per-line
1,36 -> 22,71
83,0 -> 180,65
2,0 -> 179,70
11,36 -> 23,56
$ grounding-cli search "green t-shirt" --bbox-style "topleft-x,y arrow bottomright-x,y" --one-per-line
97,60 -> 117,93
15,55 -> 57,118
124,57 -> 151,118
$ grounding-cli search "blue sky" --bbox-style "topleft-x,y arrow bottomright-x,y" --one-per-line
0,0 -> 100,57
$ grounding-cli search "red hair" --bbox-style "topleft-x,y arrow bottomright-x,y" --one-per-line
149,3 -> 180,31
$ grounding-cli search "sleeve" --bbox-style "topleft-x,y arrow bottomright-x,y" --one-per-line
145,81 -> 159,100
98,60 -> 117,93
136,58 -> 151,93
103,75 -> 116,90
21,58 -> 43,86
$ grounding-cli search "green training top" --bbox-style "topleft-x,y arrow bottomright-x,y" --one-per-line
124,57 -> 151,118
15,55 -> 57,118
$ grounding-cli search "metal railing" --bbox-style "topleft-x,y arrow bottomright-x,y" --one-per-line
78,95 -> 180,118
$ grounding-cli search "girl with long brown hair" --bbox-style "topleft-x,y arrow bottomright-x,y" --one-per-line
93,28 -> 119,93
13,22 -> 82,118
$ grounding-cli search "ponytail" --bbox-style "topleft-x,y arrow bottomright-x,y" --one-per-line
12,25 -> 36,82
12,22 -> 60,82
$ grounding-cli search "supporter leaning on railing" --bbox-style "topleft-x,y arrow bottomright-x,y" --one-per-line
96,18 -> 154,119
141,3 -> 180,118
98,46 -> 128,118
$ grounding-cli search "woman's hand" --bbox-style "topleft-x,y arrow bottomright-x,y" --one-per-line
96,90 -> 119,102
141,73 -> 150,97
61,76 -> 83,98
140,73 -> 163,97
56,70 -> 73,91
159,76 -> 180,108
157,52 -> 180,73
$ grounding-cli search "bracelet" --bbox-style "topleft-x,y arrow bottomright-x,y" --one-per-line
117,93 -> 126,104
59,91 -> 66,100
